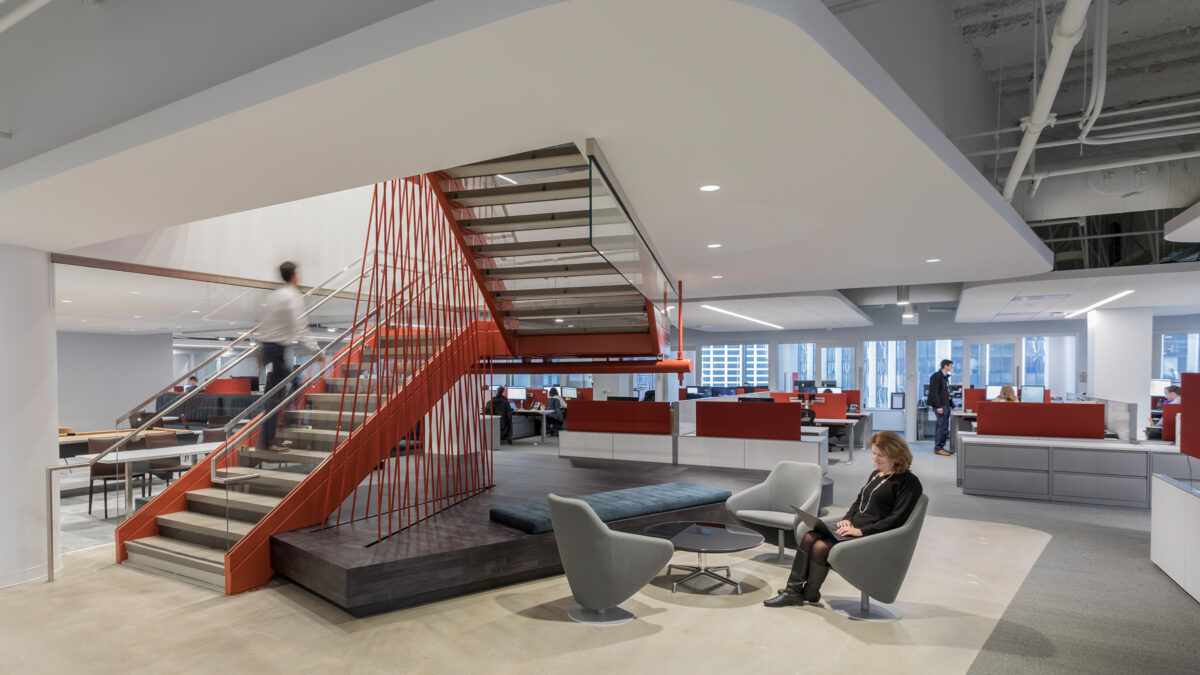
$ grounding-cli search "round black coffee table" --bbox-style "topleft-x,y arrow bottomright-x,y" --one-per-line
643,521 -> 764,594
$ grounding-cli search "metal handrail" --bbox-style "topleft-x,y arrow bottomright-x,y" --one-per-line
115,254 -> 372,427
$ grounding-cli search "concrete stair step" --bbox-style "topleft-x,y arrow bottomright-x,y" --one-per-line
156,511 -> 254,550
284,408 -> 368,428
124,535 -> 225,591
185,487 -> 282,522
218,466 -> 306,492
483,262 -> 617,280
308,393 -> 378,412
277,426 -> 350,449
442,145 -> 584,179
242,446 -> 330,466
444,178 -> 589,208
459,208 -> 623,234
512,325 -> 650,336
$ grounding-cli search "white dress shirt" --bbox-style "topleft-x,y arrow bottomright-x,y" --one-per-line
257,284 -> 318,353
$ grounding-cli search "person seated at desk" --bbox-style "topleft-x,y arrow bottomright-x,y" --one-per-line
546,387 -> 568,435
182,376 -> 200,393
765,431 -> 923,608
1156,385 -> 1182,427
993,385 -> 1018,402
482,386 -> 513,444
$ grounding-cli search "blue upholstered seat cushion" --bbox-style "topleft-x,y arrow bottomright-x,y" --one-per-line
489,482 -> 733,534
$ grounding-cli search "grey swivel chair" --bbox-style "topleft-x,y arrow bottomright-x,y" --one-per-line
547,494 -> 675,626
725,461 -> 822,566
824,493 -> 928,621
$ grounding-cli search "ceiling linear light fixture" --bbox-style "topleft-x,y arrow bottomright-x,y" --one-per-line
60,299 -> 72,303
496,174 -> 518,185
895,285 -> 911,306
701,304 -> 784,330
925,258 -> 941,263
707,243 -> 723,248
700,185 -> 720,192
1063,290 -> 1135,319
711,275 -> 723,279
130,291 -> 140,295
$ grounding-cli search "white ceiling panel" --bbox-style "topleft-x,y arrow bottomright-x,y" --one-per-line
682,292 -> 871,332
957,263 -> 1200,322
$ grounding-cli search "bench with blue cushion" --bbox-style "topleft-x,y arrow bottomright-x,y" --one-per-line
489,482 -> 733,534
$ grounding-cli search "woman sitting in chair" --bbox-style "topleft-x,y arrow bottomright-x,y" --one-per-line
765,431 -> 923,607
993,385 -> 1018,402
546,387 -> 568,436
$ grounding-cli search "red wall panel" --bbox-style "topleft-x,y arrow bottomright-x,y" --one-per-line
205,378 -> 251,394
1181,373 -> 1199,460
696,401 -> 805,441
975,401 -> 1105,439
963,388 -> 985,411
1163,403 -> 1181,443
567,401 -> 671,434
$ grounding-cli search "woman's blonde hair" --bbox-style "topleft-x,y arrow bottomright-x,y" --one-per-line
997,385 -> 1018,402
871,431 -> 913,473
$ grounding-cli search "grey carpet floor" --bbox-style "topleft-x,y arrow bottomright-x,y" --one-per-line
822,441 -> 1200,674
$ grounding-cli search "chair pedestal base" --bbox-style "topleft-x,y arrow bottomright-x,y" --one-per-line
828,592 -> 900,621
752,530 -> 793,567
568,604 -> 635,626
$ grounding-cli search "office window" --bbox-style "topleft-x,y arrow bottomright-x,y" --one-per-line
1024,336 -> 1076,396
778,343 -> 816,390
821,347 -> 856,389
917,339 -> 963,390
701,344 -> 767,387
968,344 -> 981,388
1023,337 -> 1047,387
1162,333 -> 1199,380
986,344 -> 1014,386
862,340 -> 905,409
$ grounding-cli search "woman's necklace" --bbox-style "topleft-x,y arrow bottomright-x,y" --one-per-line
860,472 -> 892,513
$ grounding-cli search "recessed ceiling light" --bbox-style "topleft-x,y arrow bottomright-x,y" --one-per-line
711,275 -> 723,279
554,319 -> 564,323
133,315 -> 141,319
568,324 -> 574,328
327,327 -> 336,333
707,243 -> 722,249
902,312 -> 915,319
1064,290 -> 1135,319
700,185 -> 720,192
925,258 -> 941,263
228,321 -> 235,325
701,304 -> 783,330
191,310 -> 200,313
60,299 -> 72,303
129,291 -> 140,295
80,319 -> 87,323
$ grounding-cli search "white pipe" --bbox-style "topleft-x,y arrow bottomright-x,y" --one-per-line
956,95 -> 1200,142
0,0 -> 52,36
1002,0 -> 1093,201
968,123 -> 1200,157
1078,0 -> 1108,141
1019,148 -> 1200,182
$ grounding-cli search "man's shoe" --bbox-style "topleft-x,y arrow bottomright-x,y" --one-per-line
934,449 -> 952,456
763,589 -> 807,608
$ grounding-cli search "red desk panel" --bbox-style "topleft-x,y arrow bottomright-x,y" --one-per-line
976,401 -> 1105,439
567,401 -> 670,434
696,401 -> 805,441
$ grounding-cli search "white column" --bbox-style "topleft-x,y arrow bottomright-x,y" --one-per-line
904,338 -> 918,439
0,246 -> 59,587
592,374 -> 621,401
1087,307 -> 1153,436
654,373 -> 679,402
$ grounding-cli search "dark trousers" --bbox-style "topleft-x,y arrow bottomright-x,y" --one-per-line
259,342 -> 290,449
934,406 -> 952,450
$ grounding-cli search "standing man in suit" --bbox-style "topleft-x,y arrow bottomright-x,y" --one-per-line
930,359 -> 954,456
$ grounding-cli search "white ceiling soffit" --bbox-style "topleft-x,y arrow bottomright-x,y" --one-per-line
955,262 -> 1200,323
0,0 -> 1050,296
682,292 -> 872,332
1164,200 -> 1200,242
53,264 -> 360,336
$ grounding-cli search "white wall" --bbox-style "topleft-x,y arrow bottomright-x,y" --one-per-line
65,185 -> 375,285
1087,308 -> 1153,432
0,246 -> 59,586
57,332 -> 174,431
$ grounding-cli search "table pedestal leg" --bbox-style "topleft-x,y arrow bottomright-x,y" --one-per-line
668,552 -> 741,594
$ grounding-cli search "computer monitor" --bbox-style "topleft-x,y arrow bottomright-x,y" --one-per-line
820,380 -> 837,388
823,387 -> 842,394
1020,385 -> 1044,403
798,386 -> 817,394
1150,379 -> 1172,398
506,387 -> 526,401
247,376 -> 260,392
985,385 -> 1002,399
794,380 -> 816,389
738,396 -> 773,403
686,386 -> 698,394
562,386 -> 578,398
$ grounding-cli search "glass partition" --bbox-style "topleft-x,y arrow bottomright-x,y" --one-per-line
821,346 -> 856,389
1162,333 -> 1199,380
862,340 -> 905,409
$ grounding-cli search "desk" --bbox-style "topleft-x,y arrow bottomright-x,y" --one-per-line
74,441 -> 222,514
514,409 -> 553,443
950,411 -> 977,454
815,418 -> 859,464
1151,475 -> 1200,602
58,428 -> 197,460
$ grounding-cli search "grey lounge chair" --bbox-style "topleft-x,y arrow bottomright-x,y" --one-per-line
725,461 -> 822,566
824,493 -> 929,621
547,494 -> 675,626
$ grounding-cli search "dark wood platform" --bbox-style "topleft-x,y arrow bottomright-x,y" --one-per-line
270,452 -> 766,617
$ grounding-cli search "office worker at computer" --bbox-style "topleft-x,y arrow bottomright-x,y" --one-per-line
765,431 -> 923,608
483,385 -> 513,443
930,359 -> 954,456
1156,385 -> 1183,428
183,375 -> 200,393
994,385 -> 1018,402
547,387 -> 568,435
